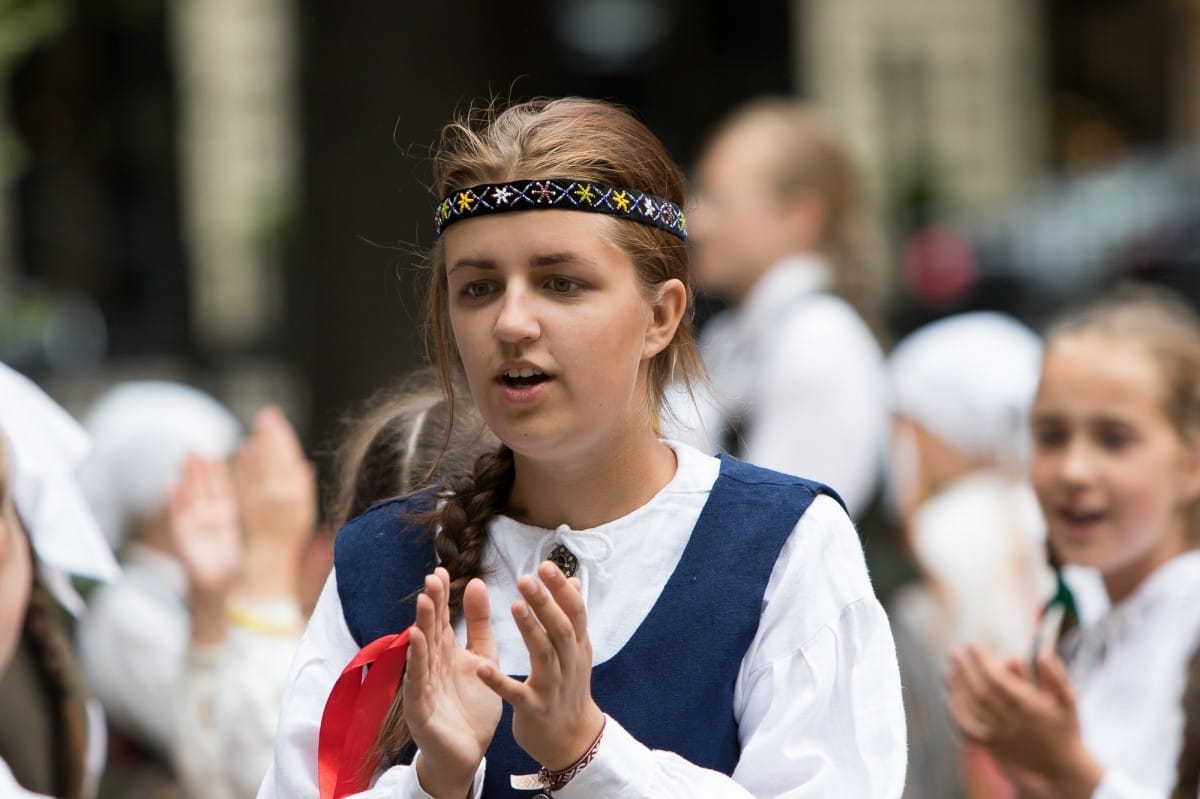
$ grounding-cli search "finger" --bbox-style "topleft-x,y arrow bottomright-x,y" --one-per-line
965,646 -> 1027,712
477,659 -> 531,707
414,591 -> 439,673
511,595 -> 559,675
520,572 -> 577,668
948,650 -> 1003,726
568,576 -> 582,593
200,456 -> 224,502
176,454 -> 199,504
1035,652 -> 1076,710
210,458 -> 236,503
433,567 -> 453,632
538,561 -> 588,640
1005,657 -> 1030,681
421,573 -> 446,661
946,686 -> 993,743
463,578 -> 497,663
405,622 -> 430,688
257,405 -> 305,461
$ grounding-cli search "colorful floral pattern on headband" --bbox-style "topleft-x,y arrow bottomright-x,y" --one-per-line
435,179 -> 687,240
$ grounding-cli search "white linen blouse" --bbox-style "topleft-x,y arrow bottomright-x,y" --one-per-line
662,256 -> 888,520
258,442 -> 906,798
1067,551 -> 1200,799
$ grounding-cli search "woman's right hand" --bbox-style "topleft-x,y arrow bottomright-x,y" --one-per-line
406,567 -> 501,799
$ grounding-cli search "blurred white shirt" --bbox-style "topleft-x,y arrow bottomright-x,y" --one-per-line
259,441 -> 906,799
0,759 -> 50,798
77,543 -> 301,799
1067,551 -> 1200,799
663,255 -> 887,519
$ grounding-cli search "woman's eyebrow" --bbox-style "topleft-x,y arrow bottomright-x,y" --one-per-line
447,257 -> 497,275
529,252 -> 598,268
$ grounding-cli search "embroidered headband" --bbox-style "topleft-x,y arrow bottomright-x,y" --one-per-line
434,179 -> 687,240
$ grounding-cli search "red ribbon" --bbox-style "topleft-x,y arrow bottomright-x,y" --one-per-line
318,629 -> 411,799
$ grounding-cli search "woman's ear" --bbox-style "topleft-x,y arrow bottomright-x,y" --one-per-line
643,278 -> 688,360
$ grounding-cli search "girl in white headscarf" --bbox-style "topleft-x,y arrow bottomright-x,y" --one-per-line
885,312 -> 1054,798
74,381 -> 242,778
76,381 -> 318,799
0,363 -> 120,798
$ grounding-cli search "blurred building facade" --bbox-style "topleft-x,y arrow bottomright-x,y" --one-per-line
1,0 -> 1199,490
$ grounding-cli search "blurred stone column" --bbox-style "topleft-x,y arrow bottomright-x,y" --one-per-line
167,0 -> 298,352
794,0 -> 1047,214
1176,0 -> 1200,142
0,86 -> 13,283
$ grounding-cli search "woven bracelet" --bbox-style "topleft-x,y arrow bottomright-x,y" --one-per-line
510,716 -> 607,797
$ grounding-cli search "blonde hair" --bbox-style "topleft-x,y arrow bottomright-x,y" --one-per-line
711,97 -> 881,337
426,96 -> 704,417
327,367 -> 497,529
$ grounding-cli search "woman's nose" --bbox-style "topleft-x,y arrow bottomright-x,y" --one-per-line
493,286 -> 540,344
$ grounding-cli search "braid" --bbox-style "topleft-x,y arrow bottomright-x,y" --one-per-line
372,444 -> 515,766
425,445 -> 515,612
1174,643 -> 1200,799
23,579 -> 88,799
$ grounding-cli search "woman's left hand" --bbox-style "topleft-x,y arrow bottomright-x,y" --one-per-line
946,645 -> 1103,799
477,560 -> 605,770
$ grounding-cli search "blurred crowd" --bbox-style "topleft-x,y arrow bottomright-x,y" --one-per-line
1,95 -> 1199,799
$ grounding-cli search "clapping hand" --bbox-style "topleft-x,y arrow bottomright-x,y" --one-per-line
169,454 -> 241,645
477,561 -> 605,771
946,645 -> 1103,799
406,567 -> 502,799
233,406 -> 316,600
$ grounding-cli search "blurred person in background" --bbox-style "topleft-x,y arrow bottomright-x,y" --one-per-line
0,363 -> 121,798
885,312 -> 1051,798
948,286 -> 1200,799
167,407 -> 317,799
326,366 -> 498,531
75,381 -> 241,797
75,383 -> 318,799
664,97 -> 887,520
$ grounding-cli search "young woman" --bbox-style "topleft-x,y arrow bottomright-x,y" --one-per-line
947,285 -> 1200,798
0,363 -> 121,799
260,97 -> 905,799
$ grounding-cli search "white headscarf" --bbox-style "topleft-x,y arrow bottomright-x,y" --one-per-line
0,363 -> 120,613
76,381 -> 241,548
889,311 -> 1043,466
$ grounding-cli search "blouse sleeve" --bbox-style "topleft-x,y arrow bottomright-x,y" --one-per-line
552,494 -> 908,798
174,597 -> 304,799
256,572 -> 486,799
1091,771 -> 1163,799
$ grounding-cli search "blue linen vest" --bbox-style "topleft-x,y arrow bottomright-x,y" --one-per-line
334,455 -> 842,797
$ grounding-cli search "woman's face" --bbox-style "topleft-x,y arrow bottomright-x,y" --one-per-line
442,210 -> 681,467
0,498 -> 32,674
1031,332 -> 1200,599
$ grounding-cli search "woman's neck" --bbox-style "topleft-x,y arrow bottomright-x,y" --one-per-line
1102,526 -> 1193,606
506,429 -> 677,530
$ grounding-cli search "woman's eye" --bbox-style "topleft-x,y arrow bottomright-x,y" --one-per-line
1033,430 -> 1067,449
546,277 -> 580,294
1098,431 -> 1133,451
461,282 -> 495,299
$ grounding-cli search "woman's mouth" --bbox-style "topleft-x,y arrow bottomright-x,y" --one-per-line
499,367 -> 551,389
1055,507 -> 1108,540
